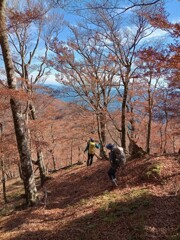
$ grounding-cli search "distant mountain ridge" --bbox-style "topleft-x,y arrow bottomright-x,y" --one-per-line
42,83 -> 121,111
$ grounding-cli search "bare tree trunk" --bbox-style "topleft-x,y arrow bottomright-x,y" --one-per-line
146,107 -> 152,154
29,101 -> 46,185
172,136 -> 176,153
49,125 -> 57,170
99,111 -> 107,157
1,159 -> 7,203
146,83 -> 153,154
37,151 -> 46,186
121,85 -> 128,150
29,102 -> 37,122
0,0 -> 38,206
0,124 -> 7,203
163,110 -> 168,154
99,112 -> 106,143
70,139 -> 73,165
51,150 -> 56,170
96,112 -> 108,159
159,126 -> 163,154
78,146 -> 81,163
10,100 -> 38,205
18,162 -> 23,179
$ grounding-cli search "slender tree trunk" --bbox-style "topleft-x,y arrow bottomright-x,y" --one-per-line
0,0 -> 38,206
146,107 -> 152,154
99,111 -> 107,144
146,85 -> 152,154
78,146 -> 81,162
96,111 -> 107,159
51,151 -> 56,170
159,126 -> 163,154
37,151 -> 46,186
163,107 -> 168,153
128,79 -> 136,140
29,102 -> 36,121
121,85 -> 128,150
129,118 -> 135,139
0,124 -> 7,203
70,139 -> 73,165
50,125 -> 57,169
1,159 -> 7,203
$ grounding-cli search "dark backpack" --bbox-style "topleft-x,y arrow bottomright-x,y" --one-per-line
112,147 -> 125,167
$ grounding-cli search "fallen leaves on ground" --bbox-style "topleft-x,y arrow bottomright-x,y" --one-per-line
0,154 -> 180,240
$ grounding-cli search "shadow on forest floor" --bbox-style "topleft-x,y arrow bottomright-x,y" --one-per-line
0,156 -> 180,240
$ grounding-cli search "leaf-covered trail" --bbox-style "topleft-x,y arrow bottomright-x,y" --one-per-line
0,155 -> 179,240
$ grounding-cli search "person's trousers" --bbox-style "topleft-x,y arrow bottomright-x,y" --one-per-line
108,167 -> 117,180
87,153 -> 94,166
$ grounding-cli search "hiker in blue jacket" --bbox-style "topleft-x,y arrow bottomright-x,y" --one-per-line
84,138 -> 99,166
106,143 -> 126,186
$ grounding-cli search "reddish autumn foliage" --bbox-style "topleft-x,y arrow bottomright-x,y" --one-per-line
146,11 -> 180,87
8,6 -> 44,27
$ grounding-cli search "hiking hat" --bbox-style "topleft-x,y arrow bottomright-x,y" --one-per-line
106,143 -> 113,150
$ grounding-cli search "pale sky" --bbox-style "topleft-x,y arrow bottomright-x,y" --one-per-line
165,0 -> 180,22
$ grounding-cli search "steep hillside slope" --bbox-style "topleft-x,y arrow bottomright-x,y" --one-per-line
0,154 -> 179,240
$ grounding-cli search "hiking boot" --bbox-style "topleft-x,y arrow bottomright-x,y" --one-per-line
112,178 -> 118,187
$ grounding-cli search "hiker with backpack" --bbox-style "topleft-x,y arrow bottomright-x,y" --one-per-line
84,138 -> 100,166
106,143 -> 126,187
